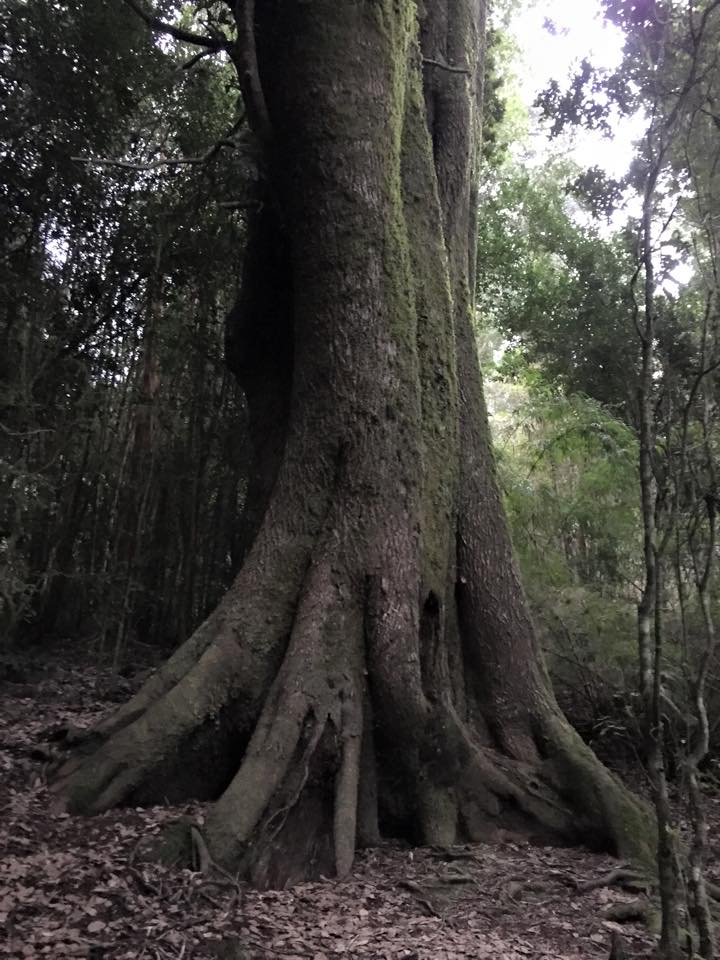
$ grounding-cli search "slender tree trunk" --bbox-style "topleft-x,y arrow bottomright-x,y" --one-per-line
636,153 -> 681,960
686,381 -> 718,959
53,0 -> 654,889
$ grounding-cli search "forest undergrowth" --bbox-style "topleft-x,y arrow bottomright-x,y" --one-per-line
3,643 -> 713,960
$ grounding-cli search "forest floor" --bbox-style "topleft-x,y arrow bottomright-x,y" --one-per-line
1,647 -> 718,960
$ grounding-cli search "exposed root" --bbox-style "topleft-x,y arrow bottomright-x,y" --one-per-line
51,519 -> 656,890
202,554 -> 365,886
356,684 -> 381,847
52,633 -> 247,812
576,866 -> 651,895
453,708 -> 578,844
190,826 -> 244,896
334,689 -> 362,877
49,476 -> 337,813
190,825 -> 213,874
92,613 -> 221,742
61,437 -> 335,756
536,708 -> 656,870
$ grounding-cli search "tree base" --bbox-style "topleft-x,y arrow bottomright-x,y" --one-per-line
51,607 -> 655,889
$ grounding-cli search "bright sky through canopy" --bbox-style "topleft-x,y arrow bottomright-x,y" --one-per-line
511,0 -> 645,178
511,1 -> 693,296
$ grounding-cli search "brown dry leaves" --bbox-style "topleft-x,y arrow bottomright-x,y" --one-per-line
0,656 -> 671,959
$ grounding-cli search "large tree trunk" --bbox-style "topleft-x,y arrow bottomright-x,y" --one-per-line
52,0 -> 654,889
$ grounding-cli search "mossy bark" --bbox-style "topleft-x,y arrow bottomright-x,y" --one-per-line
52,0 -> 655,888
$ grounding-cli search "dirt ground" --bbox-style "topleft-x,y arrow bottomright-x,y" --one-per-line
1,648 -> 714,960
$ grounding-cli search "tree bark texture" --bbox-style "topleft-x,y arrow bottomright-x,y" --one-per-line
53,0 -> 654,889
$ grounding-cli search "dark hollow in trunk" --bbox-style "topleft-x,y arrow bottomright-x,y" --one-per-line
52,0 -> 654,889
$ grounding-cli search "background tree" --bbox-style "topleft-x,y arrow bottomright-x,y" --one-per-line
0,0 -> 250,659
503,1 -> 720,953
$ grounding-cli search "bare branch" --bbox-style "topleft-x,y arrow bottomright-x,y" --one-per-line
183,48 -> 216,70
122,0 -> 230,52
73,155 -> 205,172
73,113 -> 248,174
73,141 -> 239,173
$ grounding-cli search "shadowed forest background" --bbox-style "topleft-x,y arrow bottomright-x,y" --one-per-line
3,0 -> 720,958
